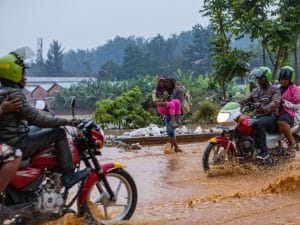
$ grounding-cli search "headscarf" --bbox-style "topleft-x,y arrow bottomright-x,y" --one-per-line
156,75 -> 168,97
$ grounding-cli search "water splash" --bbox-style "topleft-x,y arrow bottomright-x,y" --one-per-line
263,174 -> 300,193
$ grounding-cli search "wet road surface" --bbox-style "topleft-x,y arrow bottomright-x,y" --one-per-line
44,142 -> 300,225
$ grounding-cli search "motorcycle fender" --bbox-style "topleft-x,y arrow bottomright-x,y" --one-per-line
209,136 -> 235,150
208,137 -> 217,143
78,162 -> 126,205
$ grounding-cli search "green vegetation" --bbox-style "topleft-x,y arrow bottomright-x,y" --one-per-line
32,1 -> 300,127
93,87 -> 157,129
192,100 -> 218,124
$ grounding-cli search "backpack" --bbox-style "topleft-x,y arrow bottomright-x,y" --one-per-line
179,86 -> 192,114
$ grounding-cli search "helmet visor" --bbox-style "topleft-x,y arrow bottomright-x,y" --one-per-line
11,47 -> 34,61
10,47 -> 34,69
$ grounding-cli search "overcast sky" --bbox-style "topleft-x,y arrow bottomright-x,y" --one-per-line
0,0 -> 208,56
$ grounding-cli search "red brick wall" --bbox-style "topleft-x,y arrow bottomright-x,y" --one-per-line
31,86 -> 48,98
48,84 -> 63,96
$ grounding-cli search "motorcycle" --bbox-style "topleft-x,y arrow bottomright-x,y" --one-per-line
202,101 -> 299,172
1,98 -> 137,224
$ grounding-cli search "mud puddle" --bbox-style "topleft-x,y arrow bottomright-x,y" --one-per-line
43,142 -> 300,225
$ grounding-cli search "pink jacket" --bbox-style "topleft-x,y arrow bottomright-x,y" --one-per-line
281,84 -> 300,118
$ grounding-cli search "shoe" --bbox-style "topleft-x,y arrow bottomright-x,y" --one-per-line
256,151 -> 270,160
0,204 -> 14,222
285,148 -> 296,158
275,149 -> 290,157
63,168 -> 90,189
0,202 -> 33,224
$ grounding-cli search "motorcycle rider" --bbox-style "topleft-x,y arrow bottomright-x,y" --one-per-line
240,66 -> 281,160
277,66 -> 300,157
0,47 -> 89,190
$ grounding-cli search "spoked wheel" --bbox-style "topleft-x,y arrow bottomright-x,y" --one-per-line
202,143 -> 235,172
83,168 -> 137,225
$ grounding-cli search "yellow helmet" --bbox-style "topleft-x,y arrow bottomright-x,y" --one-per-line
0,47 -> 34,83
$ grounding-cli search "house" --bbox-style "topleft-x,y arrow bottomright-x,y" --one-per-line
25,76 -> 97,105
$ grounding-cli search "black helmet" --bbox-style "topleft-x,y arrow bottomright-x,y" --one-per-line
278,66 -> 295,82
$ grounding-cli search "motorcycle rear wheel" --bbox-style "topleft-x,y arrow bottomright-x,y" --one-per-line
202,143 -> 235,172
83,168 -> 137,224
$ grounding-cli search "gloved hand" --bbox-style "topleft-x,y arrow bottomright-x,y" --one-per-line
66,119 -> 80,127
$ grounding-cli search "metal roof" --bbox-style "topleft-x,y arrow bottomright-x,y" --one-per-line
27,76 -> 97,83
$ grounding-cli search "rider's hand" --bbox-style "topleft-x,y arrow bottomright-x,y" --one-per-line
154,102 -> 161,106
255,106 -> 267,114
284,100 -> 297,110
66,119 -> 80,127
0,96 -> 22,113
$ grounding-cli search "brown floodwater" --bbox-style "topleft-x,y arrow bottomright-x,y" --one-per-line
43,142 -> 300,225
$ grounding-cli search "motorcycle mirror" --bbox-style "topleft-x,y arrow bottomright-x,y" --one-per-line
35,100 -> 46,110
70,96 -> 76,108
70,96 -> 76,118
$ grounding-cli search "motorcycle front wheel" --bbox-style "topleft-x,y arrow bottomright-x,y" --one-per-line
83,168 -> 137,224
202,143 -> 235,172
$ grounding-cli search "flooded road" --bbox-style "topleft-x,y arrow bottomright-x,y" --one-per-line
45,142 -> 300,225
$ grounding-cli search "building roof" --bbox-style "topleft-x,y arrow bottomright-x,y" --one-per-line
27,76 -> 97,83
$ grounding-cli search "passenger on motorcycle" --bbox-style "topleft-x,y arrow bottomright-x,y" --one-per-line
0,97 -> 23,219
240,66 -> 281,160
277,66 -> 300,157
0,47 -> 89,189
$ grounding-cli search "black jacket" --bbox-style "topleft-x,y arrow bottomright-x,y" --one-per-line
0,82 -> 68,145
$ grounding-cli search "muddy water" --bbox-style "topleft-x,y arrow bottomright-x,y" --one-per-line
43,142 -> 300,225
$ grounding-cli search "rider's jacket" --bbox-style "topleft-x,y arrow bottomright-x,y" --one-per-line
0,82 -> 69,146
240,84 -> 281,116
280,84 -> 300,118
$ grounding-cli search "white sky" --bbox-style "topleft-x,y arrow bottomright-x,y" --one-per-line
0,0 -> 208,55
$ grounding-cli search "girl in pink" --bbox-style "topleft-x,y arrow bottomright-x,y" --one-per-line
277,66 -> 300,157
152,76 -> 182,128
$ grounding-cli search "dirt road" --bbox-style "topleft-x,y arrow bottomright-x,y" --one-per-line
46,142 -> 300,225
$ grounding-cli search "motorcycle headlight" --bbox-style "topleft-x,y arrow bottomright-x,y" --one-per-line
217,112 -> 230,123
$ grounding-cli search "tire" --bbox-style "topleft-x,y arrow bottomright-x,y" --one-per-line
202,143 -> 234,172
83,168 -> 137,224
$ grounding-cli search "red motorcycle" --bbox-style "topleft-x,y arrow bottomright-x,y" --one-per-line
2,99 -> 137,224
202,102 -> 299,172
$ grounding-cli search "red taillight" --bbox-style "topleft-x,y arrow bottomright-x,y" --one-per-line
95,140 -> 104,149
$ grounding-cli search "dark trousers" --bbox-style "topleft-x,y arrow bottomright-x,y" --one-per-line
252,115 -> 278,152
165,115 -> 175,137
15,127 -> 73,175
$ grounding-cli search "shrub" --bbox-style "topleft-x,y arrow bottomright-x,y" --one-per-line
192,100 -> 218,124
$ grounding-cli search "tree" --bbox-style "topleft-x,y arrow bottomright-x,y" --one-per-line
28,38 -> 48,75
183,24 -> 213,76
45,40 -> 64,75
98,59 -> 120,80
277,0 -> 300,84
230,0 -> 274,64
231,0 -> 295,80
201,0 -> 250,98
121,45 -> 146,79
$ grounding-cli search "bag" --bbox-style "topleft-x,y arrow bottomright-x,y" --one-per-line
180,86 -> 192,114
